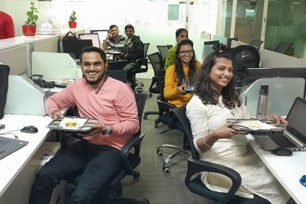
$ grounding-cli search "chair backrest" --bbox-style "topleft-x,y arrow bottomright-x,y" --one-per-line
274,42 -> 293,54
143,43 -> 150,57
173,105 -> 199,159
135,93 -> 148,128
79,33 -> 101,48
157,45 -> 172,63
137,43 -> 150,72
249,40 -> 264,50
106,70 -> 127,83
147,52 -> 164,78
107,60 -> 129,71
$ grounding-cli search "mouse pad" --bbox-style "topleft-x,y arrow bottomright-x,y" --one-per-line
47,117 -> 99,133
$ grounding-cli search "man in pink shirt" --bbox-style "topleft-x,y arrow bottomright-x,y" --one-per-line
0,11 -> 15,39
29,46 -> 139,204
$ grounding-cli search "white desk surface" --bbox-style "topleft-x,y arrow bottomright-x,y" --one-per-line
0,114 -> 52,197
248,135 -> 306,204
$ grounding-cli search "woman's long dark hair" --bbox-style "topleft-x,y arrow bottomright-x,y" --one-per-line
193,49 -> 241,109
173,39 -> 197,86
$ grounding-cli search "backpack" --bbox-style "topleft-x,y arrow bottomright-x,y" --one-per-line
231,45 -> 260,87
0,64 -> 10,119
62,31 -> 78,41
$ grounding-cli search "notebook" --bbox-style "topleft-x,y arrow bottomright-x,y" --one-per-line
251,97 -> 306,151
0,136 -> 28,160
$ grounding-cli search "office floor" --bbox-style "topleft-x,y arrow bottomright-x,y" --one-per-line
119,77 -> 214,204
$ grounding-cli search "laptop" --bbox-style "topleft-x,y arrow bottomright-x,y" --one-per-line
0,136 -> 28,160
251,97 -> 306,151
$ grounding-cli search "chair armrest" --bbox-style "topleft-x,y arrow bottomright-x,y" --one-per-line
157,99 -> 176,112
185,157 -> 241,204
120,132 -> 145,175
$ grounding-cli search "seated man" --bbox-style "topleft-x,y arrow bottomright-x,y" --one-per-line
120,24 -> 144,88
102,24 -> 126,52
29,46 -> 139,204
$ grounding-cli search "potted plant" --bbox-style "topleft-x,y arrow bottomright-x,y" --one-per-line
68,11 -> 77,29
22,1 -> 39,36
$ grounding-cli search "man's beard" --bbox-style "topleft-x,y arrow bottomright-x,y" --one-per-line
86,73 -> 105,85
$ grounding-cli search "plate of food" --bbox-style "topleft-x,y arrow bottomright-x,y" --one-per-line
47,117 -> 99,133
227,119 -> 284,133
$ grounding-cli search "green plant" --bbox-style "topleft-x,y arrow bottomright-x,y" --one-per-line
69,11 -> 77,22
24,1 -> 39,26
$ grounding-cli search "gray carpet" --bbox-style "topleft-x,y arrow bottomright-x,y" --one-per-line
120,79 -> 214,204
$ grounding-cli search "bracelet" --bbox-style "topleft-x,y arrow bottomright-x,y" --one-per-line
102,125 -> 111,135
203,137 -> 212,148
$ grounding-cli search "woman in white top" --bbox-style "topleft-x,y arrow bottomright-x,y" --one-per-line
186,48 -> 292,204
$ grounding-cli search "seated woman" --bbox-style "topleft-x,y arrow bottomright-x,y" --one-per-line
186,48 -> 291,204
163,39 -> 201,107
164,28 -> 188,71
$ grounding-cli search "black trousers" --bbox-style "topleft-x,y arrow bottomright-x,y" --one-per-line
29,140 -> 121,204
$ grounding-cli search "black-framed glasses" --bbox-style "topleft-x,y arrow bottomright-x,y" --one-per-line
179,50 -> 193,55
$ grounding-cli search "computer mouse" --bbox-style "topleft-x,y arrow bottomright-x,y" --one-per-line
20,125 -> 38,134
271,147 -> 292,156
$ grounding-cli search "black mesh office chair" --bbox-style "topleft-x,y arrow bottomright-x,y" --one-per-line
154,78 -> 190,173
134,43 -> 150,92
61,93 -> 149,204
173,105 -> 270,204
157,45 -> 172,64
143,52 -> 164,119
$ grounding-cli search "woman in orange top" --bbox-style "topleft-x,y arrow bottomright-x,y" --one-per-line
164,39 -> 201,107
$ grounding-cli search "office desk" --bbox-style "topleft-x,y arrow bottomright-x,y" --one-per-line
0,114 -> 52,197
248,135 -> 306,204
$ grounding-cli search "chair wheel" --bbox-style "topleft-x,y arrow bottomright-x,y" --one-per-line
163,167 -> 170,174
154,119 -> 160,128
157,149 -> 163,156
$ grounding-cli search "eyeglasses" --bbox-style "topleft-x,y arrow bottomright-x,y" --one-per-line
179,50 -> 193,55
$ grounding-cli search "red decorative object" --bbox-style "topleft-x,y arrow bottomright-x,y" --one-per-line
68,21 -> 77,28
22,25 -> 36,36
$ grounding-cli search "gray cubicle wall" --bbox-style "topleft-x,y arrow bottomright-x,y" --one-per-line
0,45 -> 28,75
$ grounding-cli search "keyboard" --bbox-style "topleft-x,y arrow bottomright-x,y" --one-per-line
268,133 -> 296,148
0,136 -> 28,160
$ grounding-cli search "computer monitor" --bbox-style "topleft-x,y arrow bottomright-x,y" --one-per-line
90,29 -> 109,44
62,39 -> 93,59
246,67 -> 306,78
202,40 -> 219,60
243,67 -> 306,97
79,33 -> 100,48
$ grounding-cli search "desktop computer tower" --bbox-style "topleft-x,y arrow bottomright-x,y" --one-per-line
0,142 -> 65,204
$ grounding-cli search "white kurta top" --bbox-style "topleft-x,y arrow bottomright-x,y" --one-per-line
186,95 -> 289,204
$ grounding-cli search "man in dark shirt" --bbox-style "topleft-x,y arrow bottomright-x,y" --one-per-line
121,24 -> 144,89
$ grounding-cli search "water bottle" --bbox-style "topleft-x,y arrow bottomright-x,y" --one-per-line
256,85 -> 269,119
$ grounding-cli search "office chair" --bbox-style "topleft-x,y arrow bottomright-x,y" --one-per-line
107,60 -> 129,71
105,70 -> 127,83
147,73 -> 190,173
173,105 -> 270,204
157,45 -> 172,64
249,40 -> 264,50
143,52 -> 165,119
134,43 -> 150,92
61,93 -> 149,203
273,42 -> 293,54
